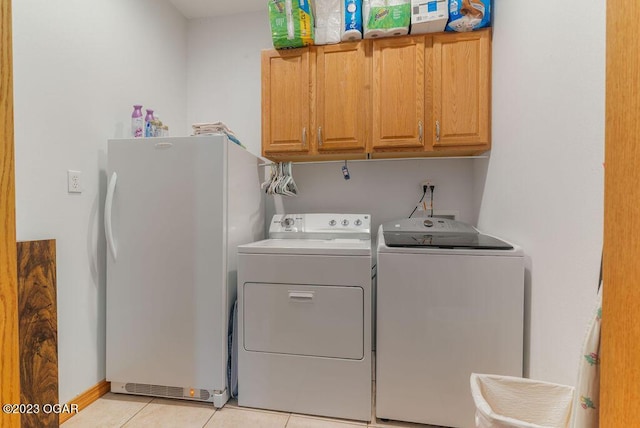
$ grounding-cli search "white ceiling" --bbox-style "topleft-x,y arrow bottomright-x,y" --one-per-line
169,0 -> 266,19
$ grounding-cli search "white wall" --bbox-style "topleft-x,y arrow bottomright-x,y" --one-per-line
12,0 -> 188,403
267,159 -> 478,234
475,2 -> 605,385
187,12 -> 272,149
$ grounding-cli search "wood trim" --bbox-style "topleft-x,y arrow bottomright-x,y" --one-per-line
423,36 -> 434,152
260,50 -> 268,157
308,47 -> 316,155
58,380 -> 111,425
0,0 -> 20,426
601,0 -> 640,425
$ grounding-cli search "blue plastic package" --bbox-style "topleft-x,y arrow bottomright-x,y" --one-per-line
446,0 -> 491,32
344,0 -> 363,33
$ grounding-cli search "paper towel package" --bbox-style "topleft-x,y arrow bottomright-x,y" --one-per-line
314,0 -> 341,45
363,0 -> 410,39
410,0 -> 448,34
446,0 -> 491,32
269,0 -> 315,49
342,0 -> 363,42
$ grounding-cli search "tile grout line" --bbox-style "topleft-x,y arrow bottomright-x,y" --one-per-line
119,398 -> 155,427
201,406 -> 217,427
284,412 -> 292,427
285,412 -> 369,427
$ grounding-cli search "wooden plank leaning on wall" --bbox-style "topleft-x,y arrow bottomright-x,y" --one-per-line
0,0 -> 20,427
602,0 -> 640,425
17,240 -> 58,428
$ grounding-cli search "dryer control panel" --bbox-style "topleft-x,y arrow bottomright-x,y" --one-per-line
270,214 -> 371,240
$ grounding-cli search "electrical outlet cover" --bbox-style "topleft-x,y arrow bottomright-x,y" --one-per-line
68,170 -> 82,193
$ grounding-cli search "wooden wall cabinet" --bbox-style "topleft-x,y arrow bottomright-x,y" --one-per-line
433,30 -> 491,149
261,29 -> 492,161
315,42 -> 370,156
261,48 -> 312,156
371,36 -> 427,151
262,43 -> 370,161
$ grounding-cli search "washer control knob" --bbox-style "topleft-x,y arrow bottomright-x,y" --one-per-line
329,220 -> 337,226
354,219 -> 362,226
424,219 -> 434,228
281,217 -> 295,227
342,219 -> 350,226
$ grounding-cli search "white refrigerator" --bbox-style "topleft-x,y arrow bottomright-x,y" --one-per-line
105,135 -> 264,407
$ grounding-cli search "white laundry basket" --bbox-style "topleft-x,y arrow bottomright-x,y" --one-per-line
470,373 -> 574,428
470,285 -> 602,428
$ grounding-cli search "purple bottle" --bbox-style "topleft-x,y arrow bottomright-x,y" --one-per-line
145,109 -> 155,138
131,105 -> 144,138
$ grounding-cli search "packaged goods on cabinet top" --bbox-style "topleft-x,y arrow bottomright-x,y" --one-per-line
446,0 -> 491,32
363,0 -> 411,38
269,0 -> 315,49
410,0 -> 448,34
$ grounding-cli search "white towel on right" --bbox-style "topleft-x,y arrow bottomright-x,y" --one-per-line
570,284 -> 602,428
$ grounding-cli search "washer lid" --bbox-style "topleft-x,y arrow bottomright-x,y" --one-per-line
238,238 -> 372,256
382,231 -> 514,250
380,219 -> 516,252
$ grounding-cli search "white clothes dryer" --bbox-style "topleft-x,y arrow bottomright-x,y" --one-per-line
376,218 -> 524,428
237,214 -> 373,422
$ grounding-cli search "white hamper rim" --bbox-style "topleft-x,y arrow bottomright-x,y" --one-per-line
470,373 -> 575,428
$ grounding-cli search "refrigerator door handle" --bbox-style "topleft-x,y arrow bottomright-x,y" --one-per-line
105,172 -> 118,260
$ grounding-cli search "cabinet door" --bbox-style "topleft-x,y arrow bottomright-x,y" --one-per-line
433,30 -> 490,148
372,36 -> 426,150
316,42 -> 368,153
262,49 -> 311,155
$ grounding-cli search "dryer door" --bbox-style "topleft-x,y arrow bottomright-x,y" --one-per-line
243,283 -> 364,360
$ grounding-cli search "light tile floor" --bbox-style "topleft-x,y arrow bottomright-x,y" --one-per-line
61,391 -> 443,428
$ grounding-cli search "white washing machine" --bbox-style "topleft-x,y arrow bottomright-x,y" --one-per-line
237,213 -> 373,422
376,218 -> 524,428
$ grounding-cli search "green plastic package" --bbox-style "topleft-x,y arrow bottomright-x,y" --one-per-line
268,0 -> 315,49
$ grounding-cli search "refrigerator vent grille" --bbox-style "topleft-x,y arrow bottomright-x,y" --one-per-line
123,383 -> 211,401
124,383 -> 184,399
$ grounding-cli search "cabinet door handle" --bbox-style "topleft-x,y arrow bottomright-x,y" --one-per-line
418,121 -> 423,143
302,127 -> 307,147
436,121 -> 440,142
318,126 -> 323,147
